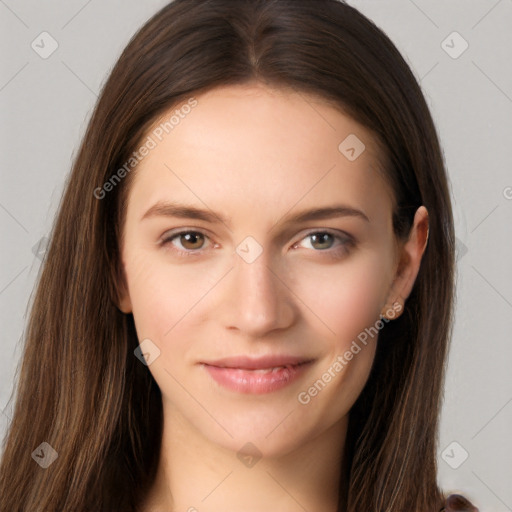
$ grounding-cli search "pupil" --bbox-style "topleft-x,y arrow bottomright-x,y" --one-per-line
183,233 -> 203,249
312,233 -> 332,249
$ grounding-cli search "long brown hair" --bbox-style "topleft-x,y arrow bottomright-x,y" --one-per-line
0,1 -> 460,510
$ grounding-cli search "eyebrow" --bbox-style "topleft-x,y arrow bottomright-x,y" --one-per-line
140,200 -> 370,227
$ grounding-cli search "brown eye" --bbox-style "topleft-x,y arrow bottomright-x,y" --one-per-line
161,230 -> 209,254
177,232 -> 205,250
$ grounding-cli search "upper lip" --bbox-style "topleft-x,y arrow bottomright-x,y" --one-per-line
201,354 -> 315,370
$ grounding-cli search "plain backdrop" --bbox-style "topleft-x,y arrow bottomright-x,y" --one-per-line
1,1 -> 511,510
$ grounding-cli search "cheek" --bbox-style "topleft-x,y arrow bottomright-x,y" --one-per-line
123,248 -> 175,336
292,257 -> 388,424
123,249 -> 223,348
289,252 -> 391,349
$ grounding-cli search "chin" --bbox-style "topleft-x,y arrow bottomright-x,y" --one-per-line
192,406 -> 317,459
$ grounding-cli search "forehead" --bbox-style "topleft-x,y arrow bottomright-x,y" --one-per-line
125,83 -> 394,224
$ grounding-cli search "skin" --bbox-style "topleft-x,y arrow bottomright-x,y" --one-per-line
117,82 -> 429,512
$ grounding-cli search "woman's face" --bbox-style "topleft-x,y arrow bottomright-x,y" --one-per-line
118,83 -> 403,457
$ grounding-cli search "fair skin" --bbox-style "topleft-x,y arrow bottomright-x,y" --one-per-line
117,83 -> 429,512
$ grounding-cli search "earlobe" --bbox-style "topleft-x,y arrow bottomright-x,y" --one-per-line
117,293 -> 133,314
380,298 -> 404,320
114,265 -> 133,314
380,206 -> 429,320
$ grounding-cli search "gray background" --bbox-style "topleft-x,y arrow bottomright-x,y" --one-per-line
1,0 -> 511,509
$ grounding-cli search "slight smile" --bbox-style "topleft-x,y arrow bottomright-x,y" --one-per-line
199,354 -> 316,394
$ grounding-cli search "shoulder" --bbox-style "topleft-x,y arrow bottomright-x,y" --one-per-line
440,494 -> 479,512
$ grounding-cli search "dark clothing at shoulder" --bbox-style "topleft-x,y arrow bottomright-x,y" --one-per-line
440,494 -> 479,512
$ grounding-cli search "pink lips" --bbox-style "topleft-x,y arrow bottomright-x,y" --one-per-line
200,354 -> 315,394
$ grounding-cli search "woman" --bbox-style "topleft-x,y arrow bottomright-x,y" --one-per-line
0,1 -> 479,510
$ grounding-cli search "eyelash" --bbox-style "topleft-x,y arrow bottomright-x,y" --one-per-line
159,228 -> 355,259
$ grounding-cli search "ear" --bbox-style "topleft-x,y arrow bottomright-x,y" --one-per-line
380,206 -> 429,319
117,287 -> 133,314
115,263 -> 133,314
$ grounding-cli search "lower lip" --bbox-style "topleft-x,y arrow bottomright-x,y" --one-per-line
201,361 -> 314,394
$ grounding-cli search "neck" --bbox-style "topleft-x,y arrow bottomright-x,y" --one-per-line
142,399 -> 348,512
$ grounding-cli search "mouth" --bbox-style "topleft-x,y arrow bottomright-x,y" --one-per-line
199,356 -> 316,394
201,354 -> 315,370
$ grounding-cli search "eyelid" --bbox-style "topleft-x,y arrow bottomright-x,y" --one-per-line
291,228 -> 355,253
160,227 -> 206,240
159,228 -> 215,253
297,227 -> 354,243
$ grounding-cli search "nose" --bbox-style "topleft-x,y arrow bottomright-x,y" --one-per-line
218,248 -> 296,338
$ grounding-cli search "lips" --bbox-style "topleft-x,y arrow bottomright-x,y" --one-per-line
201,354 -> 314,370
199,354 -> 316,394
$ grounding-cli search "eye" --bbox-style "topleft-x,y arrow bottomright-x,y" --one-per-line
292,230 -> 355,257
160,228 -> 355,259
161,229 -> 212,256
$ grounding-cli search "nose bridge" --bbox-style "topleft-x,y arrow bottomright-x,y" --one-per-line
223,242 -> 293,335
